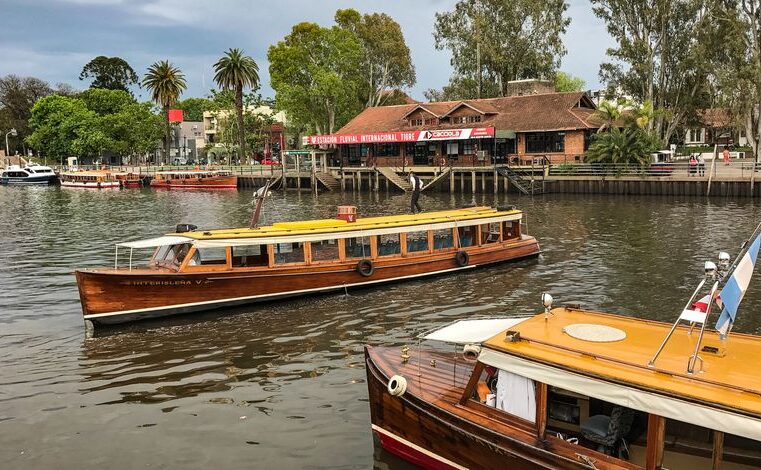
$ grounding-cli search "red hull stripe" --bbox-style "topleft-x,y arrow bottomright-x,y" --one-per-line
372,424 -> 466,470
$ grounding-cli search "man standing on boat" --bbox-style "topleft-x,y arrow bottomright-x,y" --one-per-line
409,171 -> 423,213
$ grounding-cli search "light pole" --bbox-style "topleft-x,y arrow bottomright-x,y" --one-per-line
5,128 -> 17,165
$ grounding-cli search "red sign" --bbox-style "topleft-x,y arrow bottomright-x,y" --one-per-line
306,127 -> 494,145
168,109 -> 184,123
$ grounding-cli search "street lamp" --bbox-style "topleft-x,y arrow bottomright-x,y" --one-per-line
5,128 -> 17,162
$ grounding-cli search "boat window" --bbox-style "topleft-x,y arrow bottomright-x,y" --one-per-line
274,242 -> 305,264
376,233 -> 401,257
170,243 -> 192,266
473,366 -> 536,423
311,239 -> 339,262
457,225 -> 476,248
232,245 -> 268,267
502,220 -> 520,240
406,231 -> 429,254
345,236 -> 371,259
432,229 -> 455,250
153,245 -> 173,263
661,418 -> 761,468
480,223 -> 501,244
194,247 -> 228,265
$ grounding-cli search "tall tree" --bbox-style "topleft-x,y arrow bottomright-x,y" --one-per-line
0,75 -> 53,154
175,97 -> 212,122
141,61 -> 187,164
269,22 -> 363,134
554,71 -> 586,92
213,48 -> 260,161
432,0 -> 570,99
592,0 -> 713,145
80,56 -> 139,94
335,9 -> 416,107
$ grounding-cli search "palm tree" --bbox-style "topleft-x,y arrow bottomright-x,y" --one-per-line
213,48 -> 260,163
142,61 -> 187,165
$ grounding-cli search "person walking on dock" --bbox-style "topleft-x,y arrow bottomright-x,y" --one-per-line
698,154 -> 705,176
723,147 -> 731,166
409,171 -> 422,214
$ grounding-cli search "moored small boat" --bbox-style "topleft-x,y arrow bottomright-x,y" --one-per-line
149,169 -> 237,189
60,170 -> 120,189
0,163 -> 57,185
366,233 -> 761,469
113,172 -> 142,188
75,206 -> 540,327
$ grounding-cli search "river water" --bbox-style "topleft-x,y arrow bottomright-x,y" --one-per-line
1,186 -> 760,469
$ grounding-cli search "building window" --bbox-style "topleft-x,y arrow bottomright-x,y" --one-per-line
689,128 -> 704,143
525,132 -> 565,153
346,144 -> 369,164
424,118 -> 438,126
462,140 -> 476,155
376,143 -> 400,157
468,115 -> 482,123
409,118 -> 423,126
446,142 -> 459,156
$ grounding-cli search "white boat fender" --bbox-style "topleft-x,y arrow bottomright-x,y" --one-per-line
463,343 -> 481,361
387,375 -> 407,397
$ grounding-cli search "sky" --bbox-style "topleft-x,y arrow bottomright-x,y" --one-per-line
0,0 -> 616,102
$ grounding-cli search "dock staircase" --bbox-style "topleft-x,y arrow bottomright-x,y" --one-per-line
422,167 -> 452,192
496,166 -> 545,195
316,171 -> 341,191
377,167 -> 412,192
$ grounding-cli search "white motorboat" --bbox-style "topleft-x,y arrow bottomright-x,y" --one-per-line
0,163 -> 58,185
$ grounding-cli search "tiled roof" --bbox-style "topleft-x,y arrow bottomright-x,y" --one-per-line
336,92 -> 598,135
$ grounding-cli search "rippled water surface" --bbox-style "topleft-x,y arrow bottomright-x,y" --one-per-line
1,186 -> 760,469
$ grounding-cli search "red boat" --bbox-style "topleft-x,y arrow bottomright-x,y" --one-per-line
150,170 -> 237,189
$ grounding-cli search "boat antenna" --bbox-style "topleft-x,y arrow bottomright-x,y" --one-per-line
249,179 -> 273,229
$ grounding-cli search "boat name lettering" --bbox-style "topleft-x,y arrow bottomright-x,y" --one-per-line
126,280 -> 209,287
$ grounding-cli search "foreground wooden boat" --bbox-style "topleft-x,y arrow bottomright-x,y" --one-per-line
75,206 -> 539,327
366,306 -> 761,469
149,169 -> 237,189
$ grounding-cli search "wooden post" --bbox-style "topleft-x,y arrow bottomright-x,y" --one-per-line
535,383 -> 547,439
707,144 -> 718,196
471,171 -> 476,193
460,171 -> 465,192
646,414 -> 665,470
375,170 -> 380,192
493,169 -> 498,194
450,169 -> 455,193
712,430 -> 724,470
340,170 -> 346,192
481,171 -> 486,192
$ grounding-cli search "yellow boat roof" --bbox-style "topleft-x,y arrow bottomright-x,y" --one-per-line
175,206 -> 521,240
484,307 -> 761,417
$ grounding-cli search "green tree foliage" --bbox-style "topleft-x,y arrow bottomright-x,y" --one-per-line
142,61 -> 187,164
335,9 -> 416,107
79,56 -> 139,94
213,48 -> 261,160
587,100 -> 660,165
554,71 -> 586,92
432,0 -> 570,99
205,90 -> 274,162
26,90 -> 162,164
0,75 -> 54,154
424,75 -> 502,102
269,22 -> 363,134
175,97 -> 212,122
592,0 -> 714,145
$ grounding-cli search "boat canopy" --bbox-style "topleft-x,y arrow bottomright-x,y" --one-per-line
421,318 -> 530,344
117,235 -> 193,249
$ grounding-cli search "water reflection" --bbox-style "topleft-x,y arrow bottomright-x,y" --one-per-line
0,186 -> 760,468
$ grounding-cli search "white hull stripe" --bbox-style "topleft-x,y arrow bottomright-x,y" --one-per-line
83,264 -> 476,319
371,424 -> 468,470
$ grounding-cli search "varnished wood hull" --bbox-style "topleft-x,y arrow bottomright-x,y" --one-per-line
365,346 -> 635,470
75,238 -> 539,326
149,175 -> 237,189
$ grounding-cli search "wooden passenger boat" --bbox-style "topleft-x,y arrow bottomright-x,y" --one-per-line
149,169 -> 237,189
60,170 -> 120,189
366,304 -> 761,469
113,171 -> 142,188
75,206 -> 539,327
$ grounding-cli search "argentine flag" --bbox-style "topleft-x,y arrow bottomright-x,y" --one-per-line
715,234 -> 761,336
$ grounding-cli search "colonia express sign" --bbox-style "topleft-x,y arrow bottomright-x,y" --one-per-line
305,127 -> 495,145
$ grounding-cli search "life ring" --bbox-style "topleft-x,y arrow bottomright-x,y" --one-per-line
439,157 -> 447,166
356,259 -> 374,277
463,344 -> 481,361
387,375 -> 407,397
455,250 -> 469,267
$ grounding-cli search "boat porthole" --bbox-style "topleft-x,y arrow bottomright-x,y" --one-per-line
455,251 -> 469,267
357,259 -> 374,277
387,375 -> 407,397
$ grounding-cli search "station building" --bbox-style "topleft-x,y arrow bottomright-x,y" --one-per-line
306,91 -> 600,167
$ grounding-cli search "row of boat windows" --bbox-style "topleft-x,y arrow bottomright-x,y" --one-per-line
152,222 -> 521,269
475,368 -> 760,467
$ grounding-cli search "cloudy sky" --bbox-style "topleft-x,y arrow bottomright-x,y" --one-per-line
0,0 -> 615,101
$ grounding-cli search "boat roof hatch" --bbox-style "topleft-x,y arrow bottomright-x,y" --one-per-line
421,317 -> 530,344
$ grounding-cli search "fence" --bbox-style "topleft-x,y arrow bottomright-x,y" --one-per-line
548,161 -> 759,179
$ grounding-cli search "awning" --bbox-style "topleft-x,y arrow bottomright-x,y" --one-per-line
117,236 -> 193,249
421,317 -> 530,344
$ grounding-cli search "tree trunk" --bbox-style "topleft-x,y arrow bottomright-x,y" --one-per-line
236,85 -> 245,164
164,107 -> 171,166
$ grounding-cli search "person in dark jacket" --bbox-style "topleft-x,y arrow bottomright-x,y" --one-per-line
409,171 -> 422,213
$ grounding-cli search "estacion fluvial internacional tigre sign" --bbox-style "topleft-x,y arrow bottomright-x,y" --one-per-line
304,127 -> 495,146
